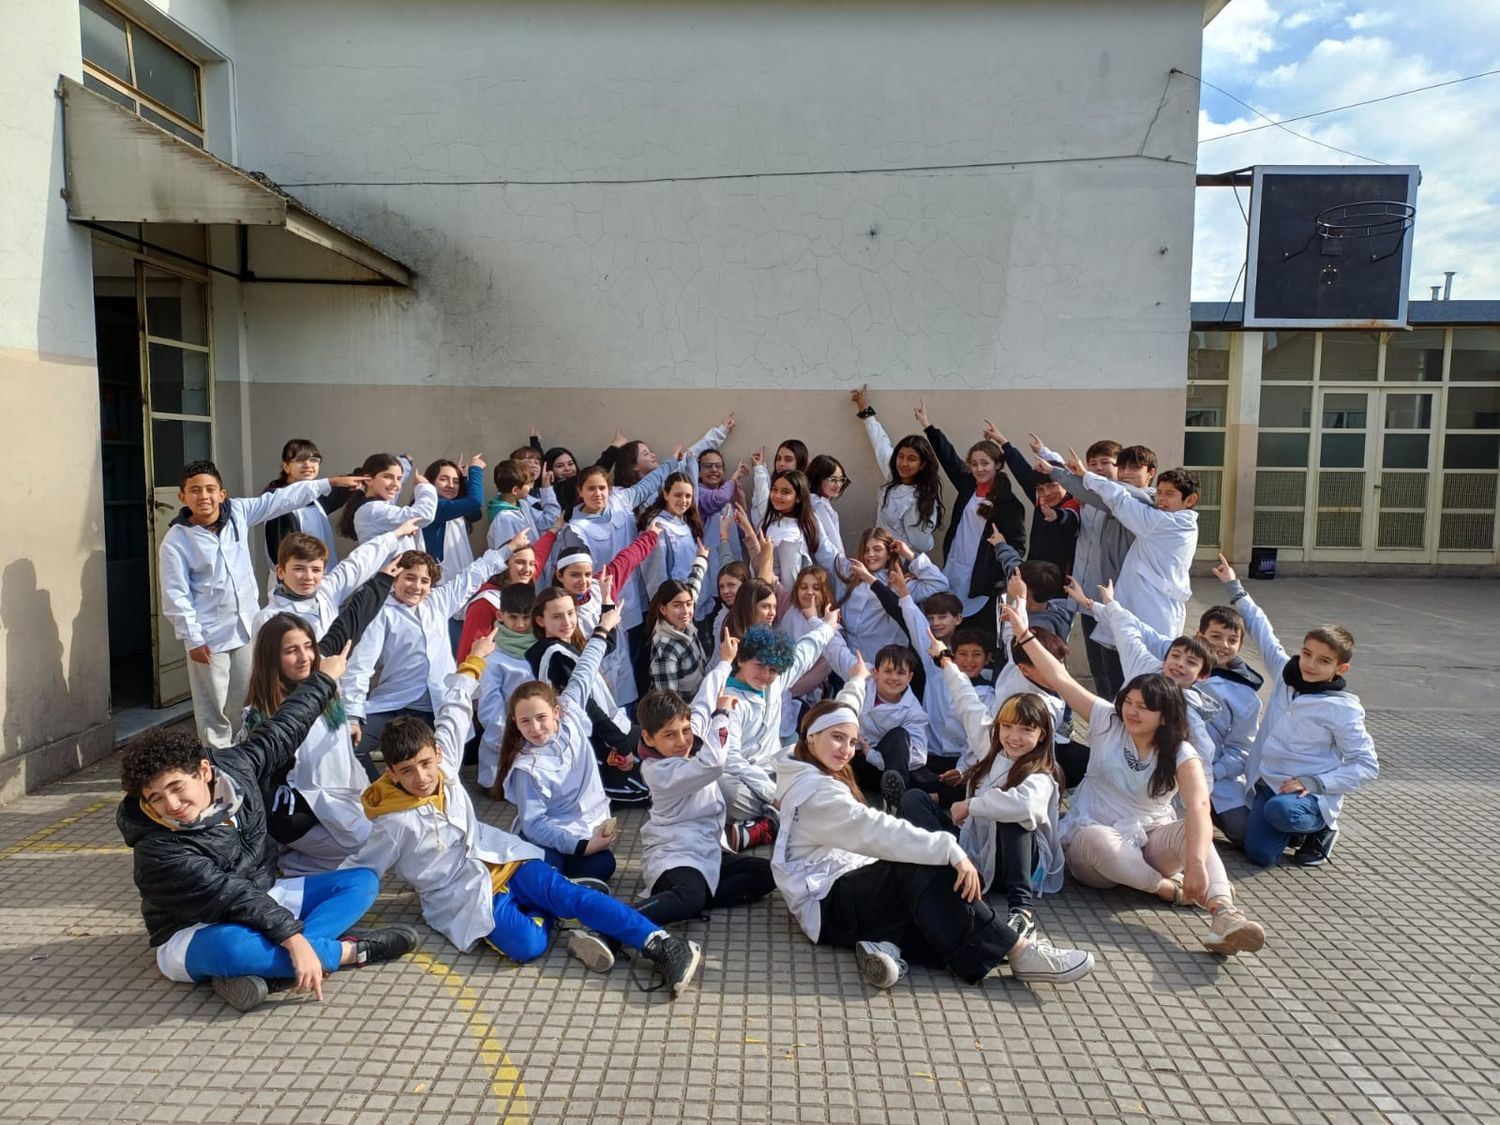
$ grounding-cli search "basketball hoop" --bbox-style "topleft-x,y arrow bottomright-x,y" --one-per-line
1315,200 -> 1417,241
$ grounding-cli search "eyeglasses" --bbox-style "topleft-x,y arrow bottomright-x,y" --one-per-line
293,455 -> 323,464
827,475 -> 851,485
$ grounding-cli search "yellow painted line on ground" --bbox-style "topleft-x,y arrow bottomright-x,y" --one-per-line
2,799 -> 528,1123
0,799 -> 114,863
408,950 -> 530,1124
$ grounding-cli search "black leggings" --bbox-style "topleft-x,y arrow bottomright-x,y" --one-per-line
851,728 -> 938,800
637,853 -> 775,927
817,858 -> 1019,985
899,789 -> 1036,912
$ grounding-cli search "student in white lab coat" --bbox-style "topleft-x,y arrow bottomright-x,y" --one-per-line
1212,556 -> 1378,869
633,681 -> 775,927
357,628 -> 703,996
253,522 -> 414,640
340,453 -> 437,555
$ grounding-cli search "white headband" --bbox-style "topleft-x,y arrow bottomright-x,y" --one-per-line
805,705 -> 859,736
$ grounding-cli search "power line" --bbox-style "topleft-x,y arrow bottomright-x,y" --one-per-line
280,151 -> 1193,190
1201,66 -> 1500,143
1173,68 -> 1388,165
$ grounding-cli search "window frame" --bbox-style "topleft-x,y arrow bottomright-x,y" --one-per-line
80,0 -> 204,146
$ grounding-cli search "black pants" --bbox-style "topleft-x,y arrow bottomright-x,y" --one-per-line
851,728 -> 939,800
899,790 -> 1036,913
817,858 -> 1019,985
1055,740 -> 1091,789
637,853 -> 775,927
1081,615 -> 1124,703
589,719 -> 651,807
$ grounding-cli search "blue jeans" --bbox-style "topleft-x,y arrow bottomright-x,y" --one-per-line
542,846 -> 617,883
486,860 -> 658,962
183,867 -> 378,981
1243,782 -> 1327,867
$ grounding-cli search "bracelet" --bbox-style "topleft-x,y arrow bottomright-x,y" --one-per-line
711,707 -> 730,718
934,649 -> 953,665
856,406 -> 876,419
1017,632 -> 1037,646
591,627 -> 609,640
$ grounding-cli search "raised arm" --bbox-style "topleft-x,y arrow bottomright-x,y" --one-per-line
433,655 -> 487,774
1216,559 -> 1290,679
319,528 -> 405,610
1092,595 -> 1167,682
318,572 -> 395,657
862,414 -> 896,481
237,478 -> 334,528
559,612 -> 618,714
604,526 -> 661,591
1001,602 -> 1101,718
922,423 -> 970,492
618,459 -> 675,511
428,541 -> 516,620
999,441 -> 1041,504
1082,472 -> 1167,538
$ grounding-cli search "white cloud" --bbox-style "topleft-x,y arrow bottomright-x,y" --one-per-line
1284,2 -> 1346,30
1203,0 -> 1282,68
1192,13 -> 1500,302
1346,11 -> 1396,28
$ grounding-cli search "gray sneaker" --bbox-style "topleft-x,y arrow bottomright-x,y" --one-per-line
211,975 -> 269,1012
566,930 -> 616,973
1007,938 -> 1095,984
854,940 -> 908,989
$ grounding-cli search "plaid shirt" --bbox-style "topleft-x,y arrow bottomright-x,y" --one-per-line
648,626 -> 710,697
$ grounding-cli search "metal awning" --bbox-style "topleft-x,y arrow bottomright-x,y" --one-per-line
58,76 -> 413,287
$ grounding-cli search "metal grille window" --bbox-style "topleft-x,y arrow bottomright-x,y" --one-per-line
1185,332 -> 1229,550
80,0 -> 203,146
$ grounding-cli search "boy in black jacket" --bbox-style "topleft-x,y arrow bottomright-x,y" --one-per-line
117,617 -> 416,1012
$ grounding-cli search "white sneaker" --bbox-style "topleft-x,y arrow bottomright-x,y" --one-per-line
854,940 -> 908,988
1007,937 -> 1095,984
566,930 -> 616,973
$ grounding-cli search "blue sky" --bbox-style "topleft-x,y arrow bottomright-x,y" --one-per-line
1193,0 -> 1500,302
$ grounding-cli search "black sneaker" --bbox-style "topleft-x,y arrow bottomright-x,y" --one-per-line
1287,826 -> 1338,867
1007,908 -> 1037,943
346,924 -> 422,966
880,769 -> 906,815
569,876 -> 611,895
639,932 -> 702,996
211,975 -> 269,1012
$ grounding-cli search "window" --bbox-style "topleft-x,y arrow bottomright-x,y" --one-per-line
1319,332 -> 1380,382
80,0 -> 203,146
1450,329 -> 1500,382
1384,329 -> 1444,382
1262,331 -> 1314,382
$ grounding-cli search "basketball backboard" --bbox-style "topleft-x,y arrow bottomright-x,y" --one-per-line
1244,165 -> 1420,329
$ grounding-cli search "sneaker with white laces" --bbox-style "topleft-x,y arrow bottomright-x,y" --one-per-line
211,974 -> 269,1012
880,769 -> 906,814
1006,937 -> 1095,984
1287,826 -> 1338,867
1006,909 -> 1037,943
854,940 -> 908,989
1201,905 -> 1266,955
566,930 -> 617,973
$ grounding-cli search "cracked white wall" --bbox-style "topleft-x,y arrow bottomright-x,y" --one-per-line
227,0 -> 1203,397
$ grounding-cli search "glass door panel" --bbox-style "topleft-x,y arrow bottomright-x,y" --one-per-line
1374,391 -> 1434,554
1314,390 -> 1370,550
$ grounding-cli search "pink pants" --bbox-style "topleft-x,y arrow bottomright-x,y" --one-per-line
1064,820 -> 1232,903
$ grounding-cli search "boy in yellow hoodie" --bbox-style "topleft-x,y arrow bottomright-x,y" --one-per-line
358,619 -> 703,997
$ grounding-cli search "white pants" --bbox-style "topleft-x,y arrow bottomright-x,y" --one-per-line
185,643 -> 253,749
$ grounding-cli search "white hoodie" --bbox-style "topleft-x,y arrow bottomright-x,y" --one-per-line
863,415 -> 939,554
639,706 -> 740,894
358,672 -> 545,952
771,677 -> 966,942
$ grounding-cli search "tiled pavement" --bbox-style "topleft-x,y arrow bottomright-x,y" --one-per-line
2,578 -> 1498,1124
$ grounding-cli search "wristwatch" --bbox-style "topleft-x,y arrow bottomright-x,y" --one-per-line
856,406 -> 876,419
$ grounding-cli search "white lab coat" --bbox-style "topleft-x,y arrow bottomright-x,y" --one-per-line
353,479 -> 438,555
1232,585 -> 1378,828
1083,473 -> 1196,644
639,706 -> 739,894
342,545 -> 511,718
474,648 -> 535,789
359,674 -> 546,952
504,637 -> 613,855
863,415 -> 939,553
159,479 -> 332,653
252,531 -> 400,640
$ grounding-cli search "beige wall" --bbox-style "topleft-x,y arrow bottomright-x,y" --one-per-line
0,350 -> 114,803
235,382 -> 1187,555
0,0 -> 114,803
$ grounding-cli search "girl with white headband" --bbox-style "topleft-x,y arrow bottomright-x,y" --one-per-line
771,665 -> 1095,990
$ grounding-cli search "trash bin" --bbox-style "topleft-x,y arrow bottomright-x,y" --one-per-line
1249,547 -> 1277,580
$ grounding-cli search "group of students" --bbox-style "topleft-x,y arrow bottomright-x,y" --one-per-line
120,387 -> 1378,1010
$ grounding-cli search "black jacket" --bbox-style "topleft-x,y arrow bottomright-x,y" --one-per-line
924,424 -> 1028,599
117,672 -> 339,947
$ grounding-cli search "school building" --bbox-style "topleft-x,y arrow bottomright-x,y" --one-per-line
0,0 -> 1492,801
